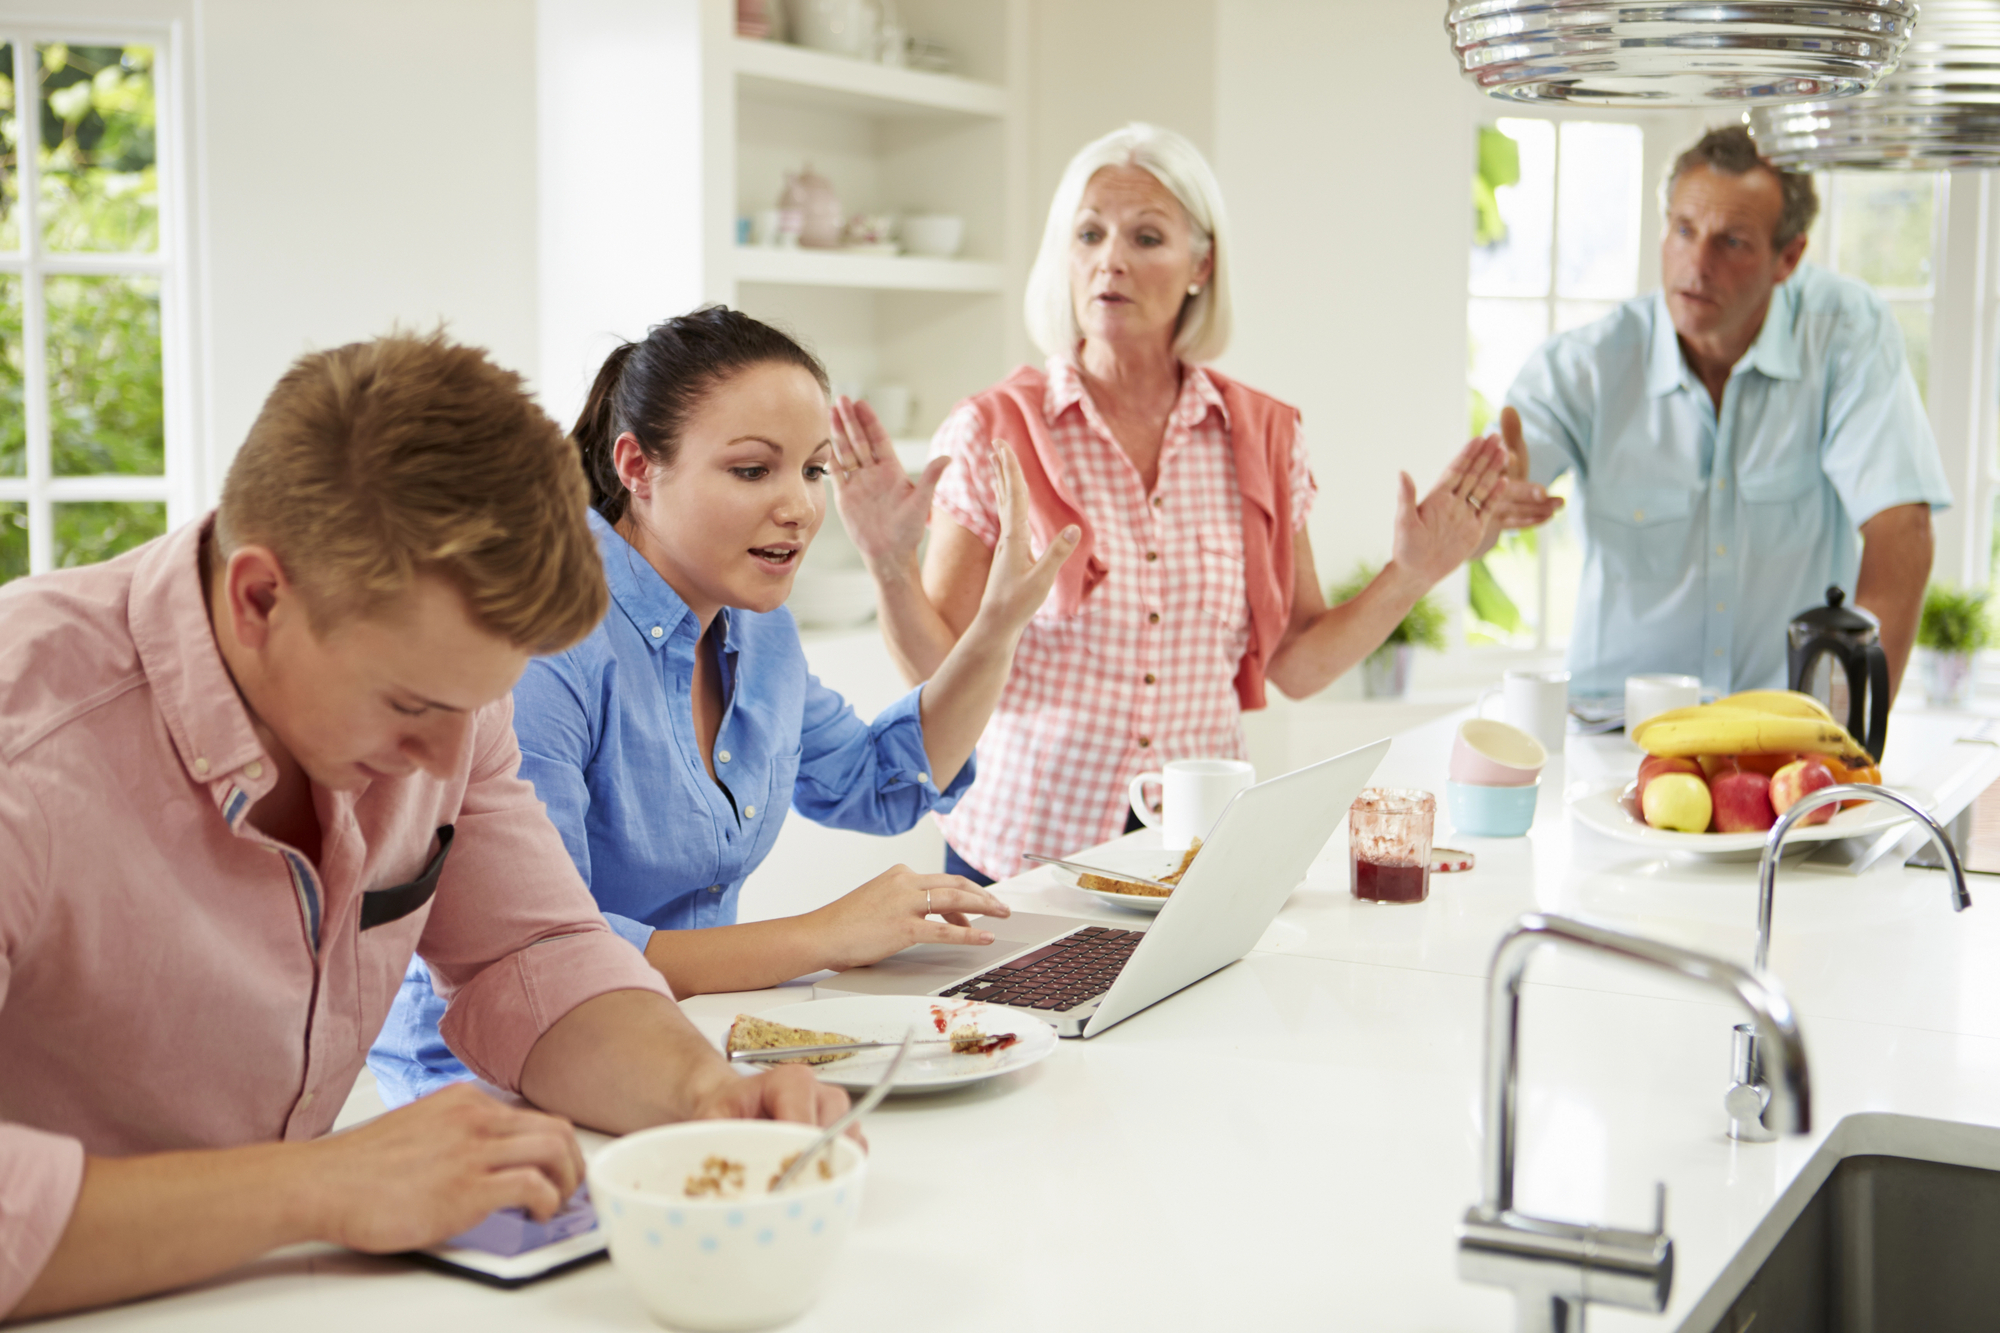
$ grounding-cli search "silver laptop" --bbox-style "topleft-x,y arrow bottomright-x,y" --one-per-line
817,741 -> 1389,1037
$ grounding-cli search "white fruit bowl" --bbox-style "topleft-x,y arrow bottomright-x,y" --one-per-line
1567,777 -> 1931,860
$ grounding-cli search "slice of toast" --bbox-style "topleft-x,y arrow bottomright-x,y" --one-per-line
1078,839 -> 1201,898
725,1013 -> 859,1065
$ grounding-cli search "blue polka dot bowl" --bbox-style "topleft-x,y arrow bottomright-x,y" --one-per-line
588,1119 -> 866,1331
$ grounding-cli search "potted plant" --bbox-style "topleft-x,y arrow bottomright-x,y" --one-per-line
1916,583 -> 1991,708
1330,563 -> 1450,700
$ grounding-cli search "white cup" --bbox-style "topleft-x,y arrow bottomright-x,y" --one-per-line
901,214 -> 965,257
1625,673 -> 1702,733
1128,758 -> 1256,851
1478,669 -> 1570,754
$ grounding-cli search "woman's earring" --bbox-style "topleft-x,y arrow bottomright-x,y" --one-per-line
1187,284 -> 1202,295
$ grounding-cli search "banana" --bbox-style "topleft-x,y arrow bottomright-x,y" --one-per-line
1635,711 -> 1865,760
1714,689 -> 1834,722
1628,704 -> 1782,745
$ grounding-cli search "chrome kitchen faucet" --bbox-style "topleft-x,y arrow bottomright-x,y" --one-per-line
1459,914 -> 1811,1333
1726,783 -> 1969,1142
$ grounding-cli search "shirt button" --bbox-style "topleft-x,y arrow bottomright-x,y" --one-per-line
193,757 -> 210,775
1146,551 -> 1158,562
745,805 -> 757,817
1632,509 -> 1646,522
718,750 -> 731,763
1715,545 -> 1727,557
711,884 -> 723,894
1138,736 -> 1152,747
1148,612 -> 1161,624
245,761 -> 264,781
1715,648 -> 1725,657
1717,602 -> 1727,613
1144,673 -> 1157,685
1152,496 -> 1164,509
918,772 -> 931,785
651,626 -> 664,639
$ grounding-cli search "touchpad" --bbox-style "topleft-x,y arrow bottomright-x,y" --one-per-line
818,911 -> 1085,995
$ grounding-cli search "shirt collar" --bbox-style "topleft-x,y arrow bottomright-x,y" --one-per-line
1646,283 -> 1802,397
1044,355 -> 1227,429
590,507 -> 732,653
126,513 -> 275,804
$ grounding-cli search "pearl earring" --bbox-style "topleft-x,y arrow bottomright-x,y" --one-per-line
1187,284 -> 1202,296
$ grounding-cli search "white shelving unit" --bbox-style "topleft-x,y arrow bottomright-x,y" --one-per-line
731,246 -> 1005,293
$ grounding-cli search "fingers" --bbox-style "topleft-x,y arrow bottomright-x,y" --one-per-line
915,454 -> 950,510
921,920 -> 1002,947
990,441 -> 1025,539
1027,524 -> 1081,587
748,1065 -> 849,1126
833,397 -> 883,468
482,1164 -> 567,1223
926,883 -> 1009,919
1396,471 -> 1418,524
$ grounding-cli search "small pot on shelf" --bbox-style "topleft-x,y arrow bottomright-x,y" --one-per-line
1921,647 -> 1977,709
1363,643 -> 1414,699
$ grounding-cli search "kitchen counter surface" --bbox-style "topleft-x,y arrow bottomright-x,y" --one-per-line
45,704 -> 2000,1332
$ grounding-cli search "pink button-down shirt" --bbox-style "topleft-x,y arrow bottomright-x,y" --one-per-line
0,516 -> 669,1312
929,360 -> 1315,879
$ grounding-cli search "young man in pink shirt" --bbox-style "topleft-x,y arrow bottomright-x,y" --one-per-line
0,334 -> 845,1320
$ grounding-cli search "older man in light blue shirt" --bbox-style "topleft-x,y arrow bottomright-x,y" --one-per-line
1488,126 -> 1949,700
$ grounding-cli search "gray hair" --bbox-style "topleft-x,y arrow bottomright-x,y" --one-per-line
1023,123 -> 1233,364
1664,124 -> 1819,248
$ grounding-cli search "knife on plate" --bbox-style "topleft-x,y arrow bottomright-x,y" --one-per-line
728,1039 -> 956,1062
1020,852 -> 1178,894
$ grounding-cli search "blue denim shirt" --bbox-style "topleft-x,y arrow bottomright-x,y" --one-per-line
1509,263 -> 1951,697
368,510 -> 973,1105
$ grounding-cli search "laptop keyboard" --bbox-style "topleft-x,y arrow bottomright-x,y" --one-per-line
939,926 -> 1143,1013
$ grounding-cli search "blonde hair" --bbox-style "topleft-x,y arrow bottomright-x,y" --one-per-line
1024,122 -> 1233,365
217,331 -> 606,654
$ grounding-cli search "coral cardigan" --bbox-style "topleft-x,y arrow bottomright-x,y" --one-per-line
956,363 -> 1299,709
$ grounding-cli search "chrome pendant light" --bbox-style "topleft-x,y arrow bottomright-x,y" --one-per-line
1447,1 -> 1919,106
1750,0 -> 2000,168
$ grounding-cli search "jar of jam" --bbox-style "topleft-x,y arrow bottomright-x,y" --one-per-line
1349,787 -> 1436,905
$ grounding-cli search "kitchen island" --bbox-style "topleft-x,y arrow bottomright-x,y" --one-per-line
43,704 -> 2000,1332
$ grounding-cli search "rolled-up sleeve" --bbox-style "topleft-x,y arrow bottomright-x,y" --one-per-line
1508,338 -> 1593,489
790,678 -> 974,834
421,698 -> 669,1091
928,405 -> 1001,549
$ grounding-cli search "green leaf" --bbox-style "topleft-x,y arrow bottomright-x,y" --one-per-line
1918,583 -> 1993,653
1329,560 -> 1449,651
1467,557 -> 1526,635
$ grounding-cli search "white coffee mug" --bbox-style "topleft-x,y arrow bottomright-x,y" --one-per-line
1128,759 -> 1256,852
1625,673 -> 1702,732
1478,669 -> 1570,754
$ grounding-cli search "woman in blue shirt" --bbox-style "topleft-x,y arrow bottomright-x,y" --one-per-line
370,308 -> 1076,1105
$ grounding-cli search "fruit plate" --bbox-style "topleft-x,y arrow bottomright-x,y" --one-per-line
1567,777 -> 1931,858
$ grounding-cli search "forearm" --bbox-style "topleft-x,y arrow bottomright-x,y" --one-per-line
871,550 -> 961,686
13,1143 -> 317,1321
639,918 -> 831,1000
1854,508 -> 1935,701
1267,562 -> 1429,699
518,988 -> 737,1135
915,615 -> 1019,789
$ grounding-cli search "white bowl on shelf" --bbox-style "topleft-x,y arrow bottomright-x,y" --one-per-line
788,566 -> 878,629
900,214 -> 964,258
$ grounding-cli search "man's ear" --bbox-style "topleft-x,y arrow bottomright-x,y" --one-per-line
1773,232 -> 1808,286
223,545 -> 291,651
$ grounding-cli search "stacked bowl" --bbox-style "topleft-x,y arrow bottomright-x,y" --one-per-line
1447,719 -> 1546,838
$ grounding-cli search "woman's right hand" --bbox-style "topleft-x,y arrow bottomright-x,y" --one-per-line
970,441 -> 1079,639
828,396 -> 948,576
804,864 -> 1011,972
1390,432 -> 1508,588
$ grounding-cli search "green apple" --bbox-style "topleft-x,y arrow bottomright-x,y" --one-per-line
1641,772 -> 1713,833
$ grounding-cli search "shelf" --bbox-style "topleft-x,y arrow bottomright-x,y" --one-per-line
732,37 -> 1007,120
734,245 -> 1004,292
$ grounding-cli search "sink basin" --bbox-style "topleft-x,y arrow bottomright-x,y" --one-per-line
1683,1114 -> 2000,1332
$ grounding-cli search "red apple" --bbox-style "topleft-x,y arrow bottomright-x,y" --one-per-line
1637,755 -> 1704,803
1736,752 -> 1801,778
1710,770 -> 1777,833
1770,757 -> 1837,825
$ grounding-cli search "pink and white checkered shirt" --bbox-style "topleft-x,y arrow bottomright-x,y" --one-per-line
929,359 -> 1315,880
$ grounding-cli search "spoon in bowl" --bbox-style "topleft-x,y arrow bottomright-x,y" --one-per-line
769,1025 -> 915,1192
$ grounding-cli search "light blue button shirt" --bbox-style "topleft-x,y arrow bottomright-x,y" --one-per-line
1508,263 -> 1951,698
367,509 -> 973,1105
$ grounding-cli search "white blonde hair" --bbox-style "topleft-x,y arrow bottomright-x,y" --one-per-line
1024,123 -> 1233,365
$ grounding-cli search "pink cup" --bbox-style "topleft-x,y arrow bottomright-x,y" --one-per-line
1449,719 -> 1547,787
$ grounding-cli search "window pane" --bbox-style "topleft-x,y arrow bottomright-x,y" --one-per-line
48,273 -> 162,476
38,43 -> 158,253
0,44 -> 18,251
0,273 -> 19,476
1470,298 -> 1550,415
1471,118 -> 1554,298
1893,301 -> 1930,406
54,500 -> 163,567
1831,173 -> 1936,292
1556,122 -> 1642,300
0,501 -> 23,583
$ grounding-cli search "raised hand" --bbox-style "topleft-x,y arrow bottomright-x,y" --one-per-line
974,440 -> 1079,635
828,396 -> 949,572
802,863 -> 1012,972
1484,406 -> 1565,533
1392,431 -> 1509,587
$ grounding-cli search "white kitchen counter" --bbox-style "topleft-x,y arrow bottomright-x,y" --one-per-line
46,704 -> 2000,1333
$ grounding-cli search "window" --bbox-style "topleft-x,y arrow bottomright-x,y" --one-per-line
0,34 -> 184,585
1466,118 -> 1645,648
1804,172 -> 1940,404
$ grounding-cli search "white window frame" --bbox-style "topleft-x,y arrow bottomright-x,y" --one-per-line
0,19 -> 194,576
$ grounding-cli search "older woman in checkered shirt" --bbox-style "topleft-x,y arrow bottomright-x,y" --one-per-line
829,123 -> 1506,885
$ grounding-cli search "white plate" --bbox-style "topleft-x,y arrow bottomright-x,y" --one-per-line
747,996 -> 1058,1095
1037,845 -> 1188,914
1567,776 -> 1929,857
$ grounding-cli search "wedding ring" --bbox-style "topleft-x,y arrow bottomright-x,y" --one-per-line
925,889 -> 932,915
1468,495 -> 1485,513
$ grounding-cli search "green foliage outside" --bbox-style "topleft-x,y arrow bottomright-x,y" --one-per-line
36,43 -> 159,252
1472,125 -> 1519,249
1330,562 -> 1449,652
1918,584 -> 1993,655
0,275 -> 21,476
49,274 -> 162,475
1466,123 -> 1529,645
0,502 -> 24,581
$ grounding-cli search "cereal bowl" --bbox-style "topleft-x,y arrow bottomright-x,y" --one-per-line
588,1120 -> 867,1332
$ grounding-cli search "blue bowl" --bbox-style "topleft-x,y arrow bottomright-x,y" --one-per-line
1448,779 -> 1540,838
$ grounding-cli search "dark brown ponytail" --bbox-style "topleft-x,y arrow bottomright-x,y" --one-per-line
569,306 -> 829,524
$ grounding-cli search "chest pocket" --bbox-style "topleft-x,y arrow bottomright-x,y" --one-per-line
1196,528 -> 1249,634
1736,457 -> 1821,505
354,825 -> 453,1049
1588,485 -> 1697,581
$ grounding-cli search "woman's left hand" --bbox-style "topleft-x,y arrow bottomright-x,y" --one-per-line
828,396 -> 950,575
1391,432 -> 1509,587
